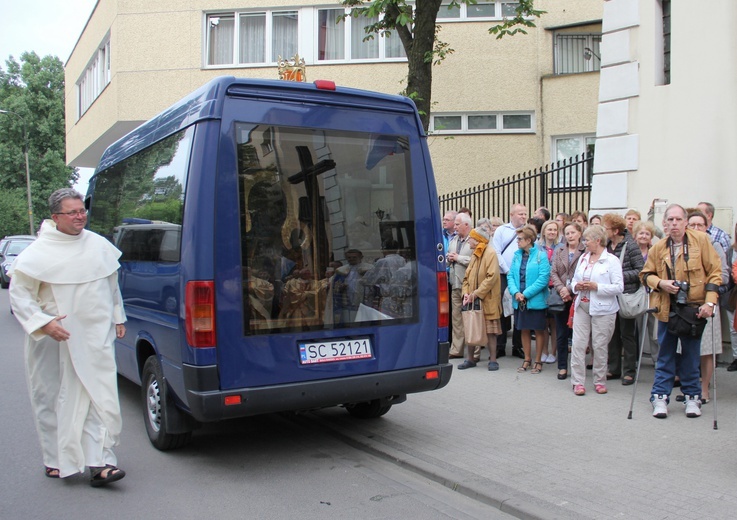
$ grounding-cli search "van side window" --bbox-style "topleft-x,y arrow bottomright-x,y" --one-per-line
88,127 -> 192,253
236,123 -> 418,334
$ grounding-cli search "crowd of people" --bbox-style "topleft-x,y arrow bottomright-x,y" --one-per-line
442,201 -> 737,419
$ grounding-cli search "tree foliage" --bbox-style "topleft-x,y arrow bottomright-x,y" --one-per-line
0,52 -> 77,235
340,0 -> 544,131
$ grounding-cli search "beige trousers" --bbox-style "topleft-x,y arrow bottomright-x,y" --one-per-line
570,302 -> 617,387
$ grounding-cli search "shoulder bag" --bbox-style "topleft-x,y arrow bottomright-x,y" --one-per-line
546,286 -> 565,313
667,305 -> 707,338
461,299 -> 486,346
616,241 -> 648,318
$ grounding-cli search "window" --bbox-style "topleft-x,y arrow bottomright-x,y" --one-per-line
236,124 -> 418,334
430,112 -> 535,134
554,34 -> 601,74
438,1 -> 519,21
77,39 -> 111,118
207,11 -> 298,66
89,128 -> 192,314
206,8 -> 405,67
88,128 -> 192,246
662,0 -> 671,84
317,8 -> 406,62
552,134 -> 595,188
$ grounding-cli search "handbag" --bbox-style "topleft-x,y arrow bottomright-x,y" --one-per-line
546,288 -> 565,313
616,242 -> 648,318
502,288 -> 513,317
462,299 -> 486,346
617,286 -> 648,318
667,305 -> 707,338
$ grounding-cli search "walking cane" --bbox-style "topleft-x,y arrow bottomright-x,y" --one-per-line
711,314 -> 718,430
628,307 -> 659,419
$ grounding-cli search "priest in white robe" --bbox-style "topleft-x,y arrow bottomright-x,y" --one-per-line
9,188 -> 127,487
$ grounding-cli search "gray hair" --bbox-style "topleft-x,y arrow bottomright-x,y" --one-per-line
48,188 -> 83,214
583,224 -> 608,247
456,212 -> 472,226
697,201 -> 715,218
665,203 -> 687,220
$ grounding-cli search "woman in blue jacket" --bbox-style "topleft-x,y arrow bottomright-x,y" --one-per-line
508,225 -> 551,374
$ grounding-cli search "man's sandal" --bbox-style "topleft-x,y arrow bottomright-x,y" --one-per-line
90,465 -> 126,487
517,359 -> 532,372
44,466 -> 60,478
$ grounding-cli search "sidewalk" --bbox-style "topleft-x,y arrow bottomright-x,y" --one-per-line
308,349 -> 737,519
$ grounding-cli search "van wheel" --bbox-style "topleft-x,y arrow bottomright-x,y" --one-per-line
345,399 -> 392,419
142,356 -> 192,450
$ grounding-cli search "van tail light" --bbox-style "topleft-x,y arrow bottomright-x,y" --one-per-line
437,272 -> 449,328
185,281 -> 216,348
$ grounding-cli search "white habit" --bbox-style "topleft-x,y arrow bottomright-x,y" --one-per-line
9,220 -> 126,477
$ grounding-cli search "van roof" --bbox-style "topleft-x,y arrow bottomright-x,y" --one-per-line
95,76 -> 420,174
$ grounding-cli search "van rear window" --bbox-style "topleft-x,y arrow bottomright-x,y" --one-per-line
236,123 -> 418,334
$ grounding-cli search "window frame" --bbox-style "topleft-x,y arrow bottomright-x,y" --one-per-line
76,37 -> 111,119
551,133 -> 595,189
437,1 -> 522,22
315,7 -> 407,64
430,111 -> 535,135
553,33 -> 602,75
205,10 -> 300,67
204,7 -> 407,69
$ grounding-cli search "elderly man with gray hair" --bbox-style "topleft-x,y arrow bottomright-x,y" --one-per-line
9,188 -> 128,486
448,212 -> 478,360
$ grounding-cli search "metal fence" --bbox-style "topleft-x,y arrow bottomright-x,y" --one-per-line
438,153 -> 593,220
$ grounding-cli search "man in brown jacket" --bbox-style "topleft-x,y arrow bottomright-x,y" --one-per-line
640,204 -> 722,419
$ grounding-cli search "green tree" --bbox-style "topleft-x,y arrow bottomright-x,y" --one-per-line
0,52 -> 77,235
340,0 -> 544,131
0,188 -> 28,238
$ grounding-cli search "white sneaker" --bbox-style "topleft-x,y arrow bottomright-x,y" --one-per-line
545,354 -> 556,364
684,396 -> 702,418
652,395 -> 668,418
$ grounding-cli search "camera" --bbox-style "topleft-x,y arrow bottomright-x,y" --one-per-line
673,280 -> 689,305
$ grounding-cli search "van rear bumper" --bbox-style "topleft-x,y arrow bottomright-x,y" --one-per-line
182,362 -> 453,422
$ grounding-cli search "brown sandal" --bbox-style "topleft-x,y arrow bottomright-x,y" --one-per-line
531,362 -> 543,374
517,359 -> 532,372
45,466 -> 60,478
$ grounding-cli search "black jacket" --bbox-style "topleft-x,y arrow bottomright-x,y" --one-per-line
608,230 -> 644,295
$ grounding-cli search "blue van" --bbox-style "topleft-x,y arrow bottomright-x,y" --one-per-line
86,77 -> 452,450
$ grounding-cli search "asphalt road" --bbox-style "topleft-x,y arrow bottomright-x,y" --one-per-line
0,288 -> 512,520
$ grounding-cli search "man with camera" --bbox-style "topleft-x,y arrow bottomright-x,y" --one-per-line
641,204 -> 722,418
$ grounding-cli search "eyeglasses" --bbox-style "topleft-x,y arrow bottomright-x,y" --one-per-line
55,210 -> 87,217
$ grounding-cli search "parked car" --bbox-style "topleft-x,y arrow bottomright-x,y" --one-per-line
0,235 -> 35,288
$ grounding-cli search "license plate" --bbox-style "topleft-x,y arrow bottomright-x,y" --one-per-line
299,338 -> 373,364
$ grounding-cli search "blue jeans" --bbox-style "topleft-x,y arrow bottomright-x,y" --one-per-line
651,321 -> 702,399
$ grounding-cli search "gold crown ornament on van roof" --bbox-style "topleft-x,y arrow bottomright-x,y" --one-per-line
277,54 -> 306,82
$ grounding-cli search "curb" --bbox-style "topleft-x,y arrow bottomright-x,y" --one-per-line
289,412 -> 588,520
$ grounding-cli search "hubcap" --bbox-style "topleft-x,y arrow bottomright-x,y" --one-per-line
146,376 -> 162,433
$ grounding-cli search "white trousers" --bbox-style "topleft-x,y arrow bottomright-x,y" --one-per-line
25,337 -> 117,477
570,304 -> 617,387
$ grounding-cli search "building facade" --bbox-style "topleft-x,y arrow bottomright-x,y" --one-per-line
65,0 -> 602,198
592,0 -> 736,230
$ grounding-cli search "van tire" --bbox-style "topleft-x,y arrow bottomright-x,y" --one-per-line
345,399 -> 392,419
142,356 -> 192,450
